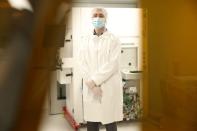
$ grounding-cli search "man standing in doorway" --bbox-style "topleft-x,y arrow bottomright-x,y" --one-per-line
78,7 -> 123,131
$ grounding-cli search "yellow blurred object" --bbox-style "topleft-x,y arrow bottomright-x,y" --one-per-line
141,0 -> 197,130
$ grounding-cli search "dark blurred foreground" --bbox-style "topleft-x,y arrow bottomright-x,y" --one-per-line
0,0 -> 197,131
0,0 -> 70,131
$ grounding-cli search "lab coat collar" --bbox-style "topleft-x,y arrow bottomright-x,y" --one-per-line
93,28 -> 108,37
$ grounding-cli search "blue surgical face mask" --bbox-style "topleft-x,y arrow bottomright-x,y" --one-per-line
92,17 -> 106,29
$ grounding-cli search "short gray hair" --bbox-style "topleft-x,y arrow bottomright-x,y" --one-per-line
91,7 -> 108,19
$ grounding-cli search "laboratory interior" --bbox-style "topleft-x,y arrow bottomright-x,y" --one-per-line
43,1 -> 144,131
0,0 -> 197,131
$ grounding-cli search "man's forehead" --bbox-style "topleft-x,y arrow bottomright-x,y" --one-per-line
91,8 -> 107,18
92,10 -> 104,14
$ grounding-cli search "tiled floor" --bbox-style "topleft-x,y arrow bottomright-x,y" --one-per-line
38,114 -> 142,131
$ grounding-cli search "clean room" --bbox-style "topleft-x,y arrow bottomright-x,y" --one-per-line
41,1 -> 143,131
40,0 -> 144,131
1,0 -> 197,131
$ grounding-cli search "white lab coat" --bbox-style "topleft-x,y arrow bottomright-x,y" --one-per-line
78,31 -> 123,124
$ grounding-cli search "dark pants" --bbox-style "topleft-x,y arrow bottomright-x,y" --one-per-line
87,121 -> 117,131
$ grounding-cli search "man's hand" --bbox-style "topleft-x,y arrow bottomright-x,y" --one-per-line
92,86 -> 102,97
85,80 -> 102,97
85,80 -> 96,89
